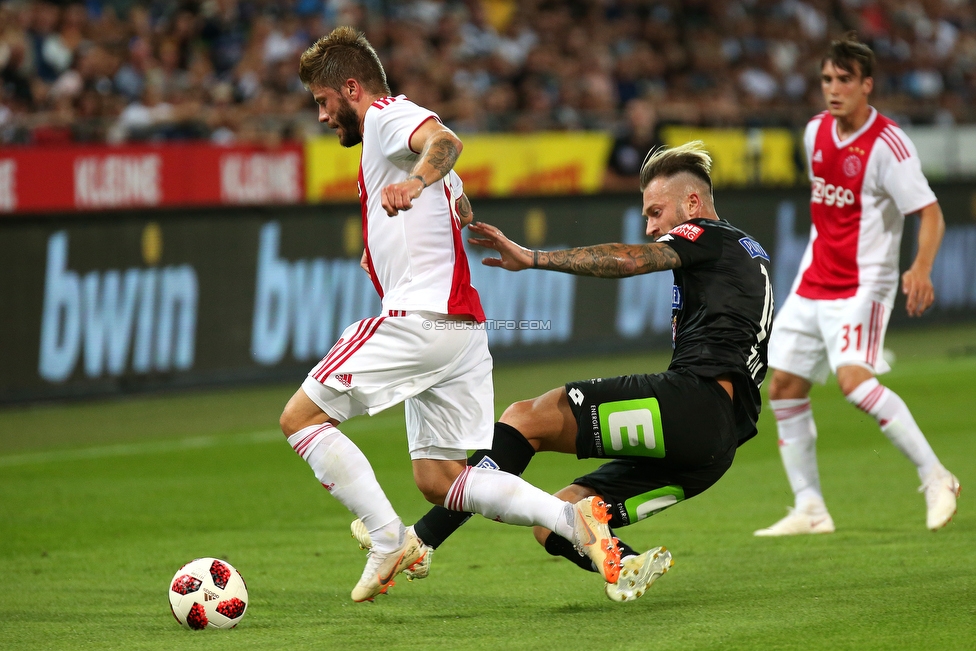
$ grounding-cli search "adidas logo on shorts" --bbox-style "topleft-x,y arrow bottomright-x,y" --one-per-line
334,373 -> 353,388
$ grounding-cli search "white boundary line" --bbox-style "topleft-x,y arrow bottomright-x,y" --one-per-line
0,430 -> 281,468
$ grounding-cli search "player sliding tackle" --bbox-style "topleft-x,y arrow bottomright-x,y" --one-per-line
355,141 -> 775,602
281,26 -> 620,603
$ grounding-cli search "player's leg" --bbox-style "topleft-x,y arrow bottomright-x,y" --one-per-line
410,421 -> 538,550
544,371 -> 736,593
296,312 -> 481,601
409,338 -> 621,583
757,294 -> 835,536
833,300 -> 959,529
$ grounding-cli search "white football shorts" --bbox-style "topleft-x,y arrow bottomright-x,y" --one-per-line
768,293 -> 891,384
301,311 -> 494,460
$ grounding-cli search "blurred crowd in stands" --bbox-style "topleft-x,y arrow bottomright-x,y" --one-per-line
2,0 -> 975,158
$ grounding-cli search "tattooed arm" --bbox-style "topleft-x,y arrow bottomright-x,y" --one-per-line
467,222 -> 682,278
456,192 -> 474,227
534,242 -> 681,277
381,118 -> 463,216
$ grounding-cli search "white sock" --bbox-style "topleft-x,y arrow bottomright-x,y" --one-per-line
287,423 -> 402,552
846,378 -> 941,480
444,466 -> 576,540
771,398 -> 826,511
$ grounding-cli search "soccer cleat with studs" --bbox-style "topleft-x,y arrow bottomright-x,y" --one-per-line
351,528 -> 431,602
920,468 -> 961,531
753,502 -> 835,537
572,496 -> 622,584
350,520 -> 432,581
604,547 -> 673,603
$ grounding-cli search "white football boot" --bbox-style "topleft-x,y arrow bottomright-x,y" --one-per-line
572,496 -> 622,584
754,501 -> 835,537
920,467 -> 961,531
351,527 -> 431,602
351,519 -> 432,580
605,547 -> 673,603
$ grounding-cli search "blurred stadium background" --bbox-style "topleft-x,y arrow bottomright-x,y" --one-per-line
2,0 -> 976,401
1,2 -> 975,649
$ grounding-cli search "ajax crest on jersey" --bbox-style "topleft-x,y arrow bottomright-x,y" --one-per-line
169,558 -> 248,629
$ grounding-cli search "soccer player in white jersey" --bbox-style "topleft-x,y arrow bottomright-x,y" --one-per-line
756,35 -> 959,536
279,26 -> 621,602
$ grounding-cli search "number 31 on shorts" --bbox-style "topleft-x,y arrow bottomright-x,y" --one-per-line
840,323 -> 863,352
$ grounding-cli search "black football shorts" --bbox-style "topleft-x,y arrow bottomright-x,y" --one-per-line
564,368 -> 738,528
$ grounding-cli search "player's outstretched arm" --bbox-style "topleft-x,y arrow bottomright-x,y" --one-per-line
381,119 -> 463,216
902,201 -> 945,317
468,221 -> 681,277
456,192 -> 473,227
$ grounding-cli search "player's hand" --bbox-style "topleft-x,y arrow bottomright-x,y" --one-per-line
468,222 -> 533,271
360,249 -> 371,278
901,266 -> 935,317
381,176 -> 425,216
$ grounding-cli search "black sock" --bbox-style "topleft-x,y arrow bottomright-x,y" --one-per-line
543,528 -> 640,573
413,422 -> 536,548
612,530 -> 638,559
545,532 -> 596,572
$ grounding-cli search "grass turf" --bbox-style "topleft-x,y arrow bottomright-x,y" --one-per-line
0,323 -> 973,650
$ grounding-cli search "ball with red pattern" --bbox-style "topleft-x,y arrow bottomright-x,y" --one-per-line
168,557 -> 248,630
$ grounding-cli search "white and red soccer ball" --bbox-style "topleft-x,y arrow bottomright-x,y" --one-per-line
168,558 -> 248,629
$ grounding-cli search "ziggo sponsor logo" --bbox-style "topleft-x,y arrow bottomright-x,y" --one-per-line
811,177 -> 856,208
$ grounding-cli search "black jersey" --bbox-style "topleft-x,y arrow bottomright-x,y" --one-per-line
657,218 -> 773,445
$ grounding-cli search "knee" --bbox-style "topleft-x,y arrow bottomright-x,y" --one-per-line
767,370 -> 810,401
836,366 -> 874,397
279,408 -> 299,438
499,398 -> 534,430
416,477 -> 451,506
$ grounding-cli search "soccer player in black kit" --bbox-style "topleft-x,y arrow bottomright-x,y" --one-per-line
352,141 -> 774,602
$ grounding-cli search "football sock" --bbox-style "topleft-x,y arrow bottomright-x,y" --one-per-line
771,398 -> 826,510
414,422 -> 536,548
444,465 -> 575,539
544,529 -> 639,574
846,378 -> 940,479
287,423 -> 401,552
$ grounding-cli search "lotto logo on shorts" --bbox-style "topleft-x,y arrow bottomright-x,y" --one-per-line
669,223 -> 704,241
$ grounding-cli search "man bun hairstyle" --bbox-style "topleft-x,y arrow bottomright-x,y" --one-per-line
639,140 -> 713,193
299,26 -> 391,95
823,31 -> 874,80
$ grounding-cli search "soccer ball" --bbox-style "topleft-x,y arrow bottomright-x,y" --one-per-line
168,558 -> 248,629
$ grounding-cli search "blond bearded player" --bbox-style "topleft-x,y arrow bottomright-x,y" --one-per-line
756,34 -> 959,536
279,27 -> 621,603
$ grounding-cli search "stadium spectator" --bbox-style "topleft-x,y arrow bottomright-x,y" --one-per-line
603,97 -> 664,192
1,0 -> 975,150
756,35 -> 959,537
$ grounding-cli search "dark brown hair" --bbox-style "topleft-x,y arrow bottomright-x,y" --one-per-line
299,26 -> 391,95
639,141 -> 713,193
822,32 -> 875,79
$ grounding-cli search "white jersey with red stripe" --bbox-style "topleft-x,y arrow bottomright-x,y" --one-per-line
793,107 -> 936,306
357,95 -> 485,321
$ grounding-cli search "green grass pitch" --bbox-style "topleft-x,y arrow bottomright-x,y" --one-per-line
1,324 -> 973,650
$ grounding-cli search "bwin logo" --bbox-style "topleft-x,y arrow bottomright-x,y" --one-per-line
38,230 -> 198,382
